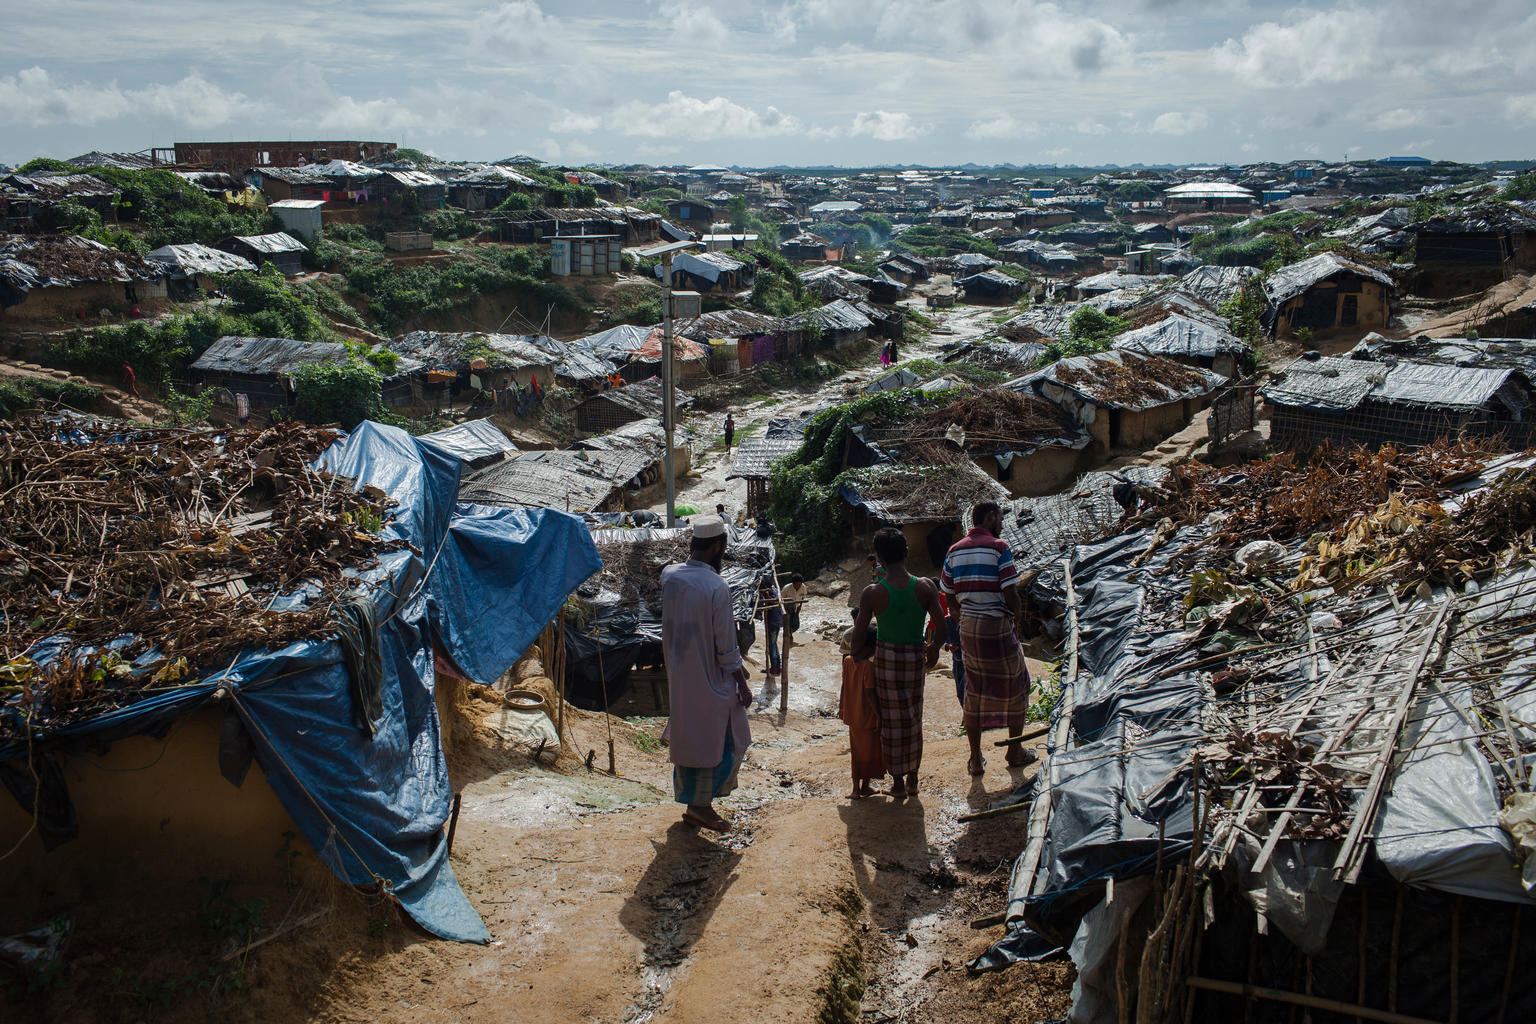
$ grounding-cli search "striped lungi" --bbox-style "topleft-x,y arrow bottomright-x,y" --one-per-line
873,640 -> 926,777
673,729 -> 740,806
959,614 -> 1030,731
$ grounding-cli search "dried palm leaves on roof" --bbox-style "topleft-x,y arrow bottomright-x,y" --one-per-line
1,418 -> 404,741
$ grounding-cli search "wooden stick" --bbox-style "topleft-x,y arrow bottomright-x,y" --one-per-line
1388,888 -> 1403,1013
219,907 -> 331,963
958,800 -> 1033,823
1182,977 -> 1444,1024
991,722 -> 1051,746
1496,905 -> 1519,1024
969,911 -> 1007,930
1335,599 -> 1455,884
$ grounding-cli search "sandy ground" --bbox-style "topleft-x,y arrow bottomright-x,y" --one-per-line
281,596 -> 1069,1024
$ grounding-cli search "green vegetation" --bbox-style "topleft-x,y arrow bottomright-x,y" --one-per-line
495,192 -> 540,212
418,208 -> 482,240
0,376 -> 102,418
317,241 -> 585,333
767,389 -> 920,574
50,265 -> 343,379
293,359 -> 385,429
1035,306 -> 1127,365
16,157 -> 75,174
80,166 -> 276,250
748,246 -> 821,318
389,147 -> 435,168
1501,173 -> 1536,201
161,385 -> 217,426
890,225 -> 1000,259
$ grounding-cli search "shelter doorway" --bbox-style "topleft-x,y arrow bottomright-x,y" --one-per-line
1341,293 -> 1359,325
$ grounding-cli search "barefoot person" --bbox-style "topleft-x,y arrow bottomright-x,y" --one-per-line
662,515 -> 753,832
838,630 -> 884,798
941,501 -> 1032,777
850,528 -> 945,798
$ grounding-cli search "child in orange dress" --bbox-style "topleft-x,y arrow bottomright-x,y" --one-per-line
839,630 -> 886,798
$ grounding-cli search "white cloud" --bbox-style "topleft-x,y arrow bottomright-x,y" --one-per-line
849,110 -> 929,141
602,91 -> 802,139
1150,110 -> 1210,135
476,1 -> 562,60
311,94 -> 426,135
1377,108 -> 1422,131
964,112 -> 1040,140
1075,119 -> 1109,135
1240,141 -> 1259,153
656,0 -> 731,45
0,66 -> 249,128
551,111 -> 601,134
1212,9 -> 1383,86
1505,94 -> 1536,123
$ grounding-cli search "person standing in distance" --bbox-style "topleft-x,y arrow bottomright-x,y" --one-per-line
941,501 -> 1032,777
661,516 -> 753,832
723,412 -> 736,453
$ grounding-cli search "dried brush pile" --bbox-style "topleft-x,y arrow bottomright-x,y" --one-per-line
0,418 -> 403,741
1136,438 -> 1494,548
1054,352 -> 1208,405
912,386 -> 1078,446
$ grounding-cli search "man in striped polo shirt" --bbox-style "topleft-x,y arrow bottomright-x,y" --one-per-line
940,500 -> 1032,777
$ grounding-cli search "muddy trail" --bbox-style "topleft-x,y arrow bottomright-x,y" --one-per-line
288,590 -> 1071,1024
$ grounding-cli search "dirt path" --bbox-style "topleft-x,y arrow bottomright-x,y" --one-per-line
665,302 -> 1009,520
289,588 -> 1071,1024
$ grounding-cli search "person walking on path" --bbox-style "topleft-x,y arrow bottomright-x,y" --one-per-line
838,630 -> 885,798
661,516 -> 753,832
783,573 -> 807,644
941,501 -> 1032,778
851,527 -> 944,798
723,412 -> 735,453
121,363 -> 139,398
757,579 -> 784,704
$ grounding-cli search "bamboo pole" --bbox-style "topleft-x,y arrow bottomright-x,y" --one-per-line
1183,978 -> 1445,1024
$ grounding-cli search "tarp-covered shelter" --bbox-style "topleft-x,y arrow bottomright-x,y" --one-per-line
0,234 -> 165,314
979,447 -> 1536,1024
562,525 -> 776,709
1010,349 -> 1225,452
417,417 -> 518,470
1263,252 -> 1394,340
1263,353 -> 1534,451
572,378 -> 692,434
1110,313 -> 1251,378
218,232 -> 308,276
0,421 -> 601,944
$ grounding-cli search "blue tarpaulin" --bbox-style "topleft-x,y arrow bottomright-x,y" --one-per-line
3,422 -> 601,943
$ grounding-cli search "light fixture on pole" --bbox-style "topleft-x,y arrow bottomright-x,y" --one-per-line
636,240 -> 702,528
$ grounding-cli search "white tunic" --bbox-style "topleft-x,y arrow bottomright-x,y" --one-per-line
660,558 -> 751,768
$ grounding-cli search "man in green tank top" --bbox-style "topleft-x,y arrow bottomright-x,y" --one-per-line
850,528 -> 945,798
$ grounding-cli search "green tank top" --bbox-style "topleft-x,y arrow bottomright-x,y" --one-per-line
876,576 -> 926,645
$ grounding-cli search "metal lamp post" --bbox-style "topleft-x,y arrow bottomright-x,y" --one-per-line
639,240 -> 702,528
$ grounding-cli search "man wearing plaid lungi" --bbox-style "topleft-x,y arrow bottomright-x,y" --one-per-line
940,501 -> 1032,778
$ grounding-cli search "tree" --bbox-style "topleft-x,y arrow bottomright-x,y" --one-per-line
728,195 -> 749,231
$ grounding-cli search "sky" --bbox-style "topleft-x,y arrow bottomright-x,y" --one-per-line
3,0 -> 1535,169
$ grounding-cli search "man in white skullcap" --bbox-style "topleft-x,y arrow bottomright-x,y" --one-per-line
660,515 -> 753,831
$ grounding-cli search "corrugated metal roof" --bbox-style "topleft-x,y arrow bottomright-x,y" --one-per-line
1111,313 -> 1249,359
417,418 -> 517,465
385,331 -> 557,372
382,169 -> 443,188
228,232 -> 308,254
461,446 -> 654,512
1172,265 -> 1259,308
726,437 -> 802,480
790,299 -> 873,332
191,335 -> 349,375
1264,253 -> 1394,306
1,172 -> 117,200
673,308 -> 787,341
1164,182 -> 1254,200
146,243 -> 256,278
